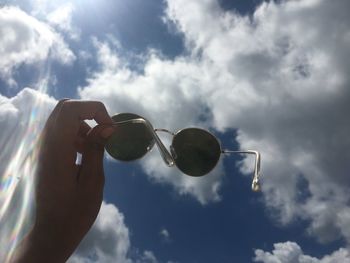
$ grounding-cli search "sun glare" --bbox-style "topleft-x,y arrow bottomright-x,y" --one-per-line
0,73 -> 51,262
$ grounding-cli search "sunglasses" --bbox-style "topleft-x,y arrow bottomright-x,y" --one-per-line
105,113 -> 261,192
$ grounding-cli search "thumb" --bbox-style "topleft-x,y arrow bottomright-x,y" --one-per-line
79,125 -> 115,186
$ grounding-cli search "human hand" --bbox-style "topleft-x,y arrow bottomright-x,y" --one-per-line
11,99 -> 115,263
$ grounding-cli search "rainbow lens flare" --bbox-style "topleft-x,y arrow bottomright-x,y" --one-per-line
0,84 -> 49,262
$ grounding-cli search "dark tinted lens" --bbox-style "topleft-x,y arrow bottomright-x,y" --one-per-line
105,113 -> 154,161
172,128 -> 221,177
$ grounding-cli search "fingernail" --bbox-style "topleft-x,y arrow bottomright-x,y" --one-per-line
100,127 -> 115,139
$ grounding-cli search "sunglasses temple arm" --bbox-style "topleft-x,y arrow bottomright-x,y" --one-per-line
112,119 -> 175,167
222,150 -> 261,192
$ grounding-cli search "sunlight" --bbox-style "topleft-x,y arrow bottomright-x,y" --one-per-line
0,73 -> 50,262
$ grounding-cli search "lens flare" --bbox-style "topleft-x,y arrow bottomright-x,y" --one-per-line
0,72 -> 51,262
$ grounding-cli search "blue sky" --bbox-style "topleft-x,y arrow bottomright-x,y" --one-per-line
1,0 -> 350,262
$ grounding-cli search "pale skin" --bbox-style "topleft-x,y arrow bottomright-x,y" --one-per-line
11,99 -> 115,263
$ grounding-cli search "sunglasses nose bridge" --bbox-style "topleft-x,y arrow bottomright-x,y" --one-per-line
170,145 -> 177,159
143,123 -> 174,167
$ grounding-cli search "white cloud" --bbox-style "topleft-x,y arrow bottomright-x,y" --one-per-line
134,251 -> 159,263
78,0 -> 350,250
69,202 -> 170,263
68,202 -> 132,263
0,6 -> 75,85
160,228 -> 170,239
31,0 -> 50,14
254,241 -> 350,263
166,0 -> 350,244
160,228 -> 171,243
46,3 -> 80,40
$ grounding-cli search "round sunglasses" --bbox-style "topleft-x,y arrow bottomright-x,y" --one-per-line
105,113 -> 261,192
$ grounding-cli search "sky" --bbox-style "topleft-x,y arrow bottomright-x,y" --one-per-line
0,0 -> 350,262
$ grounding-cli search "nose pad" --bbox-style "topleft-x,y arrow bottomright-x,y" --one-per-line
170,145 -> 177,159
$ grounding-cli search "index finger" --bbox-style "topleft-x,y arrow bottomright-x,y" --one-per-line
54,100 -> 113,145
60,100 -> 113,125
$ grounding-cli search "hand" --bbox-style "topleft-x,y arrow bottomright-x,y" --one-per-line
11,99 -> 115,263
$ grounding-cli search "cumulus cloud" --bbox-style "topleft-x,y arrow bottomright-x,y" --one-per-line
168,0 -> 350,244
79,0 -> 350,249
68,202 -> 132,263
134,251 -> 159,263
254,241 -> 350,263
69,202 -> 168,263
46,3 -> 81,40
0,6 -> 75,85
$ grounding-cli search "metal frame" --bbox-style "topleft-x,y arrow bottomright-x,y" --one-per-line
112,117 -> 261,192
